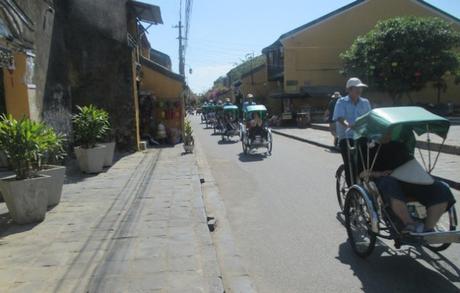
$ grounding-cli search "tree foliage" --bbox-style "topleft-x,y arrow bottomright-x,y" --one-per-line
341,17 -> 460,104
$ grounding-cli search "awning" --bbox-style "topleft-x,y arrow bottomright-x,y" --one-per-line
300,86 -> 342,97
269,92 -> 310,99
128,1 -> 163,24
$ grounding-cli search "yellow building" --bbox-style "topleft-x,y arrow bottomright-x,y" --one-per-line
139,57 -> 185,143
239,64 -> 281,114
0,1 -> 43,121
127,1 -> 185,146
263,0 -> 460,115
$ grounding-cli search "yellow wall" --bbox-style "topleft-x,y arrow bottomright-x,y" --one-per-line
140,65 -> 184,132
141,66 -> 183,99
3,52 -> 31,119
281,0 -> 460,106
240,65 -> 282,113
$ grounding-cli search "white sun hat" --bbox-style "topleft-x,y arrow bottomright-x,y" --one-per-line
390,159 -> 434,185
346,77 -> 368,89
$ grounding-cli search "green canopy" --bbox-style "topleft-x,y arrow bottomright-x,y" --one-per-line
223,105 -> 238,111
244,104 -> 267,120
353,107 -> 450,142
246,105 -> 267,112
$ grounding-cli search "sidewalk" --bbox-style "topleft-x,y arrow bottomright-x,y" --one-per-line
0,146 -> 223,292
272,127 -> 460,189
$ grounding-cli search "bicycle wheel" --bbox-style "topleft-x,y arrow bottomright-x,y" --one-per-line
336,164 -> 347,210
344,188 -> 376,258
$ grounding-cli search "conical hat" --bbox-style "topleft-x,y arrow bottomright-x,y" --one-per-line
390,159 -> 434,185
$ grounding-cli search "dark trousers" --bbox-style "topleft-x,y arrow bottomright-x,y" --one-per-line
339,138 -> 356,186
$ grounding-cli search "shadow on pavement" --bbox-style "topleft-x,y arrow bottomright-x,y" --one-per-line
0,211 -> 39,238
337,242 -> 460,292
336,213 -> 460,292
238,152 -> 267,162
218,139 -> 238,145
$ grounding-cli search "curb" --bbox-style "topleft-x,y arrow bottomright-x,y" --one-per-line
194,139 -> 258,293
311,124 -> 460,156
272,130 -> 460,191
272,129 -> 336,151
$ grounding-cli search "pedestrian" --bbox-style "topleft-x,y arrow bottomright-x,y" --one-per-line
333,77 -> 372,186
324,91 -> 341,148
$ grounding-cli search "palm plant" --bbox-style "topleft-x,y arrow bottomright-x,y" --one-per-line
0,115 -> 64,180
72,105 -> 110,148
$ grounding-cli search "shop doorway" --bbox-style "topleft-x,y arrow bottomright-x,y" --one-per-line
0,70 -> 6,115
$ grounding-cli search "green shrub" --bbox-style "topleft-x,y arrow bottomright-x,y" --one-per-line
0,115 -> 65,179
72,105 -> 110,148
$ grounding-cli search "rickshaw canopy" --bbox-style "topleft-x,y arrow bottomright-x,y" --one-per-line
244,105 -> 267,120
353,107 -> 450,143
245,105 -> 267,112
223,105 -> 238,111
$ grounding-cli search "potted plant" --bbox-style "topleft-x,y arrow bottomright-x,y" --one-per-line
38,129 -> 66,207
100,126 -> 116,168
0,115 -> 55,224
73,105 -> 109,173
183,118 -> 194,153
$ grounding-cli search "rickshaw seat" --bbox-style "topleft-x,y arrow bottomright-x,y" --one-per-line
406,195 -> 419,203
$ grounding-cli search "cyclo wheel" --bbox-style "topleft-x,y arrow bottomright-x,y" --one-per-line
336,164 -> 347,210
344,188 -> 376,258
424,206 -> 457,252
267,132 -> 273,155
242,133 -> 248,154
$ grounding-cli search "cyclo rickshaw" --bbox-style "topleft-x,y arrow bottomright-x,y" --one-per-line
221,104 -> 240,141
201,103 -> 209,124
337,106 -> 459,258
240,104 -> 273,155
213,104 -> 225,134
205,104 -> 217,129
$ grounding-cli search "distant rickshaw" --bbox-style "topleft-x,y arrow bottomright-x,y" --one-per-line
205,104 -> 217,129
221,105 -> 240,141
200,104 -> 209,124
240,104 -> 272,155
213,104 -> 225,134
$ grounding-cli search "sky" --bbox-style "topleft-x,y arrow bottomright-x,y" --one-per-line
140,0 -> 460,94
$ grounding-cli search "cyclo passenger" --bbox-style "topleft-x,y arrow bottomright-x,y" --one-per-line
248,112 -> 266,141
224,112 -> 238,133
361,128 -> 456,234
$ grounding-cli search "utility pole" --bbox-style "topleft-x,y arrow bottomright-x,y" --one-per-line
174,0 -> 185,76
174,22 -> 185,76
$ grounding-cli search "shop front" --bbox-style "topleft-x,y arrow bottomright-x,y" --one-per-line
139,57 -> 185,145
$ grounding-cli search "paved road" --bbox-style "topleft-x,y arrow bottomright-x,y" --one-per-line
191,116 -> 460,293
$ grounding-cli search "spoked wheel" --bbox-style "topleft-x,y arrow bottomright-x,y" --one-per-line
336,164 -> 347,210
267,132 -> 273,155
242,141 -> 248,154
424,206 -> 457,252
344,188 -> 376,258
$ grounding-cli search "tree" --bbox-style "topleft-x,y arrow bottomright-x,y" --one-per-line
341,17 -> 460,105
